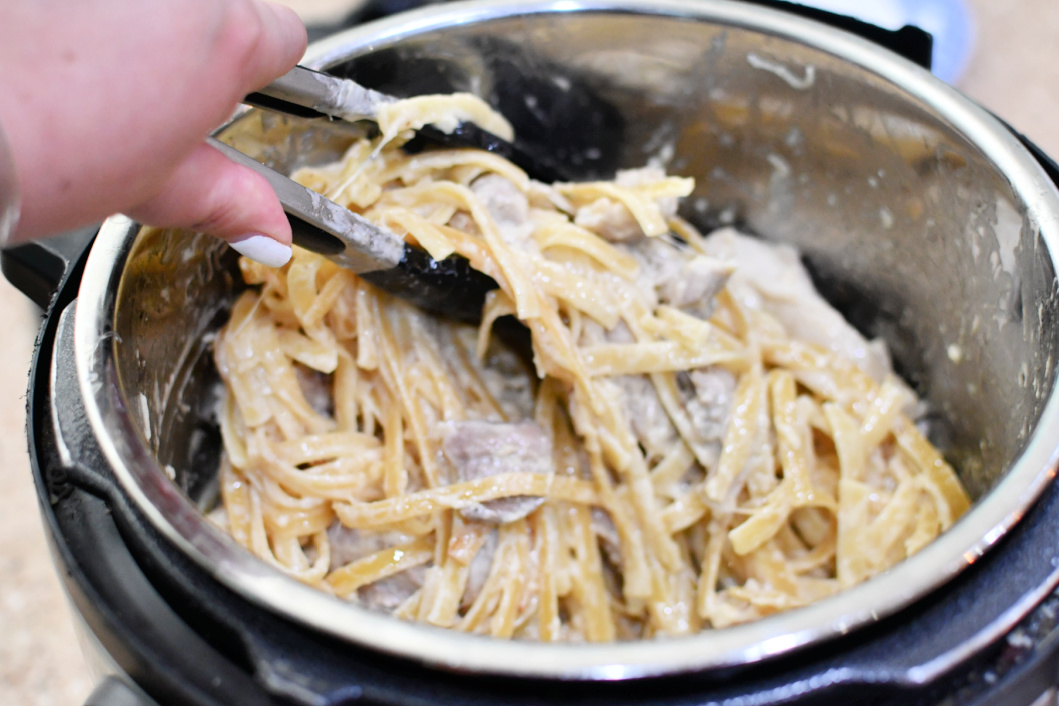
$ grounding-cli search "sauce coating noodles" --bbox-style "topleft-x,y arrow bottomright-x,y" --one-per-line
212,113 -> 970,640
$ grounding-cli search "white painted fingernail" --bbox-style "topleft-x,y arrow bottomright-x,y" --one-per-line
228,234 -> 292,268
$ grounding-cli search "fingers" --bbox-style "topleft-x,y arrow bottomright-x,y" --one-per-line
118,2 -> 304,270
0,0 -> 308,245
217,0 -> 308,96
124,141 -> 293,266
254,2 -> 309,89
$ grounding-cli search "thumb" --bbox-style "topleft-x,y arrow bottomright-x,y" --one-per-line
125,141 -> 293,267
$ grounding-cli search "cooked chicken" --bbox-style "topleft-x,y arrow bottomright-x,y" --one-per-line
328,525 -> 428,613
616,374 -> 677,460
684,366 -> 737,449
701,228 -> 890,381
575,197 -> 643,242
441,420 -> 554,523
472,174 -> 534,245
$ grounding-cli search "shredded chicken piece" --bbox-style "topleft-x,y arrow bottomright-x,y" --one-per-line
441,420 -> 554,523
359,569 -> 426,613
684,367 -> 737,449
617,375 -> 677,460
702,228 -> 891,381
472,174 -> 534,245
328,525 -> 427,612
661,255 -> 733,309
575,198 -> 643,242
629,237 -> 732,317
328,525 -> 415,567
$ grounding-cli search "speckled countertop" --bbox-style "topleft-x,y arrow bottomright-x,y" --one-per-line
1,1 -> 1057,703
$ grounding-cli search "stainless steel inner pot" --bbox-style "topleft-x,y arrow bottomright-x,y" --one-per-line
72,0 -> 1059,680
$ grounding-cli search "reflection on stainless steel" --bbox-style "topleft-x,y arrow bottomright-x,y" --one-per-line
254,65 -> 397,123
69,0 -> 1059,680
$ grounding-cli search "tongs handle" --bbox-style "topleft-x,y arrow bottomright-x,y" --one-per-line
207,137 -> 498,323
245,66 -> 574,182
244,65 -> 394,123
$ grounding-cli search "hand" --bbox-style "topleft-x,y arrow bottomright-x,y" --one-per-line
0,0 -> 306,263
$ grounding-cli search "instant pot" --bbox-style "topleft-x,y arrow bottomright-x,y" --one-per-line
8,1 -> 1059,704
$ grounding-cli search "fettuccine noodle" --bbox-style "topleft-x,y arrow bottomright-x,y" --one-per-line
211,103 -> 970,640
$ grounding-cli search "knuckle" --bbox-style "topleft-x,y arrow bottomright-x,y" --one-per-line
216,0 -> 267,72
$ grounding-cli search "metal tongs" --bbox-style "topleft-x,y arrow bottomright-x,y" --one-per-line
245,66 -> 571,182
209,136 -> 494,324
214,65 -> 570,324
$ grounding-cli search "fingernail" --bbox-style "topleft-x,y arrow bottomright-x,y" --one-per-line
228,234 -> 292,268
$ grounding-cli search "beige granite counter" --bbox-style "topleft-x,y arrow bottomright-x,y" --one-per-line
1,0 -> 1057,702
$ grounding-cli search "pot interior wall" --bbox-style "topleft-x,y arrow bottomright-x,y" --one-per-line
112,10 -> 1057,542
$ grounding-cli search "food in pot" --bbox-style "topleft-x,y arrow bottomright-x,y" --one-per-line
211,115 -> 970,640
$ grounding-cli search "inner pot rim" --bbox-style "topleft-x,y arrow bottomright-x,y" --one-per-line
72,0 -> 1059,680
